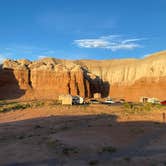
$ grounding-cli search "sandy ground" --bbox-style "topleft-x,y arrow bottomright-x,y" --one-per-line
1,104 -> 166,166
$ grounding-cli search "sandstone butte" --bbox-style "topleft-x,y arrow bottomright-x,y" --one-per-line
0,50 -> 166,101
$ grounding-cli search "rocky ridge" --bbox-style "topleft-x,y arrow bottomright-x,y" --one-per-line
0,51 -> 166,101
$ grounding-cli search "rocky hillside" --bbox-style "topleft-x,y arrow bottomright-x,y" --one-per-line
0,51 -> 166,101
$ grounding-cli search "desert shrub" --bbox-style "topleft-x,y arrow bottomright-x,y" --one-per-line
62,147 -> 79,155
0,108 -> 5,112
154,104 -> 163,109
143,103 -> 153,111
13,103 -> 31,109
0,100 -> 6,106
123,102 -> 154,114
32,101 -> 45,107
101,146 -> 117,153
0,103 -> 31,113
123,102 -> 134,110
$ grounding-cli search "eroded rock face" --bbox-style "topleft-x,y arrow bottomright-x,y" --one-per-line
77,51 -> 166,100
0,51 -> 166,101
0,58 -> 91,100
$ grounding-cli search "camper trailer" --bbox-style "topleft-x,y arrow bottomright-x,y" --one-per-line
59,95 -> 73,105
140,97 -> 160,104
59,95 -> 84,105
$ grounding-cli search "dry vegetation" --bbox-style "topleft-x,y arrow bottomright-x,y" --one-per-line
0,101 -> 166,166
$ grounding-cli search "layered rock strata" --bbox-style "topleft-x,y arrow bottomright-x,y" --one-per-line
0,51 -> 166,101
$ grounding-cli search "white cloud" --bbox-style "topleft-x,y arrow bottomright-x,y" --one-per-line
75,39 -> 110,48
38,55 -> 49,59
74,35 -> 144,51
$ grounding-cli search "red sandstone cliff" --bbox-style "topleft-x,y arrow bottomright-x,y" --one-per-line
0,58 -> 91,100
0,50 -> 166,101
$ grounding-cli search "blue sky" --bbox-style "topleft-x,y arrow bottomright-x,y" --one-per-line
0,0 -> 165,61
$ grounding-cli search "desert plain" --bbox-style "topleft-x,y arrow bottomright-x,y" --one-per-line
0,101 -> 166,166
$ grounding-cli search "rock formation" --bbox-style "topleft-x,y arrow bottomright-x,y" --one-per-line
0,50 -> 166,101
0,58 -> 92,100
77,51 -> 166,101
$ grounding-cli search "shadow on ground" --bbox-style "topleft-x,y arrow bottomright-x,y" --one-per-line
0,114 -> 166,166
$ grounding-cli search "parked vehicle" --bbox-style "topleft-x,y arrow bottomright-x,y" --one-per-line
140,97 -> 160,104
161,100 -> 166,105
119,99 -> 125,103
89,99 -> 100,104
72,96 -> 84,105
102,99 -> 115,104
116,99 -> 125,104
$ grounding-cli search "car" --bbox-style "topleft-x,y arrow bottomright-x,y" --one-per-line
119,99 -> 125,103
89,99 -> 100,104
103,99 -> 115,104
115,99 -> 125,104
161,100 -> 166,105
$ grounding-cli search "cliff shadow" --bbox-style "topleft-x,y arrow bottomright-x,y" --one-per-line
1,113 -> 166,165
83,68 -> 110,98
89,76 -> 110,98
0,66 -> 26,100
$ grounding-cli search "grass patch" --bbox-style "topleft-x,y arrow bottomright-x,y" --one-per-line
101,146 -> 117,154
0,100 -> 47,113
123,102 -> 156,114
32,101 -> 44,107
46,139 -> 79,155
0,103 -> 31,113
62,147 -> 79,155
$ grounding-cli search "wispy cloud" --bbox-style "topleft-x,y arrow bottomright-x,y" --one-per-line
74,35 -> 144,51
38,55 -> 50,59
